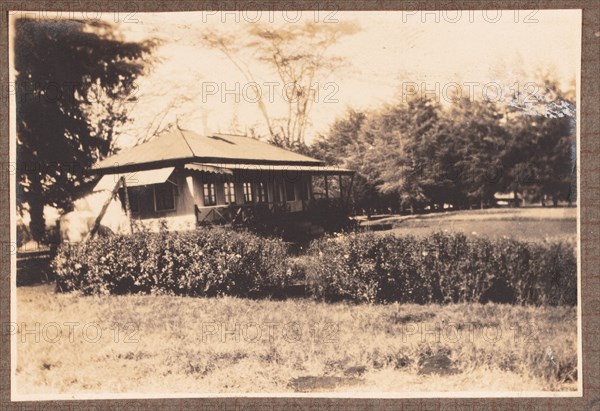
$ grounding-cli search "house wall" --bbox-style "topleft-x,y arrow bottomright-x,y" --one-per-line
128,170 -> 196,231
124,168 -> 319,229
193,169 -> 314,221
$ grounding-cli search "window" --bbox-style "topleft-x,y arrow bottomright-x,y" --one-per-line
224,182 -> 236,204
274,181 -> 283,202
256,182 -> 267,203
203,183 -> 216,206
285,180 -> 296,201
119,187 -> 140,213
154,182 -> 175,211
243,182 -> 253,203
299,179 -> 310,201
127,188 -> 140,213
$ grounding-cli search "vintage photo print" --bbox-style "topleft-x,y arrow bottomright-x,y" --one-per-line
8,6 -> 582,402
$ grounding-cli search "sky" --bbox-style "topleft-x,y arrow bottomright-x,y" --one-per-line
50,9 -> 586,146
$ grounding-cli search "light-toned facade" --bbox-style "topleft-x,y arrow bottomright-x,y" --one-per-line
92,129 -> 353,230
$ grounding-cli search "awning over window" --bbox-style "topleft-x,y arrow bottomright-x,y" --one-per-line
190,163 -> 354,175
94,167 -> 175,192
184,162 -> 233,175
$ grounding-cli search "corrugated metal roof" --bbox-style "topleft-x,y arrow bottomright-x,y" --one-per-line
94,131 -> 194,171
93,129 -> 324,171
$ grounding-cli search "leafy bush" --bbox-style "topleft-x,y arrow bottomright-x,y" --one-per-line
52,228 -> 291,297
53,228 -> 576,306
304,232 -> 576,305
304,198 -> 357,233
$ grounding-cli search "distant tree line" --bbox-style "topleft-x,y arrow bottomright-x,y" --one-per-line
305,81 -> 576,214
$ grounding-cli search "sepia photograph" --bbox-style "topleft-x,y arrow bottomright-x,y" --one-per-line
9,7 -> 581,400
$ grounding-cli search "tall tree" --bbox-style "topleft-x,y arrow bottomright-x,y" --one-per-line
309,109 -> 387,212
15,18 -> 157,241
310,109 -> 367,164
366,97 -> 445,212
199,21 -> 360,147
500,77 -> 576,205
502,113 -> 575,206
448,98 -> 507,208
309,77 -> 575,214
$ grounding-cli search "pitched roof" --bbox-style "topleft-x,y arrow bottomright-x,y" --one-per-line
93,129 -> 324,172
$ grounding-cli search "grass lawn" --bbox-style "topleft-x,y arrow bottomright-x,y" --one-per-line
360,207 -> 577,242
15,284 -> 577,396
15,208 -> 578,396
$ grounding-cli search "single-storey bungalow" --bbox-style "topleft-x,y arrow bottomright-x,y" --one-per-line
91,128 -> 354,231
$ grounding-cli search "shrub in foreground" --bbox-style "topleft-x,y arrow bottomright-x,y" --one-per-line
52,228 -> 291,297
305,232 -> 576,305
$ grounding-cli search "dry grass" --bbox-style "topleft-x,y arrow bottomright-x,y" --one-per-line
15,284 -> 577,395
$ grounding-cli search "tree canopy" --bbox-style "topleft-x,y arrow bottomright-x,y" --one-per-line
15,18 -> 158,240
309,80 -> 576,213
198,21 -> 360,147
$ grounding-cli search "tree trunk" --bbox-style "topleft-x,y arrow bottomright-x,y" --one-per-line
28,175 -> 45,243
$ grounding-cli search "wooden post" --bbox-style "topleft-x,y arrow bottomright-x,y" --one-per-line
121,176 -> 134,234
346,174 -> 354,203
324,175 -> 329,199
84,177 -> 122,242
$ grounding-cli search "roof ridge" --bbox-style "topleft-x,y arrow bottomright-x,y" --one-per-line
176,126 -> 196,157
211,132 -> 250,139
92,127 -> 328,172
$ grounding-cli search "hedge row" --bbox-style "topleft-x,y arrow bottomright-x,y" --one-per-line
304,232 -> 576,305
52,228 -> 291,297
53,229 -> 576,305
